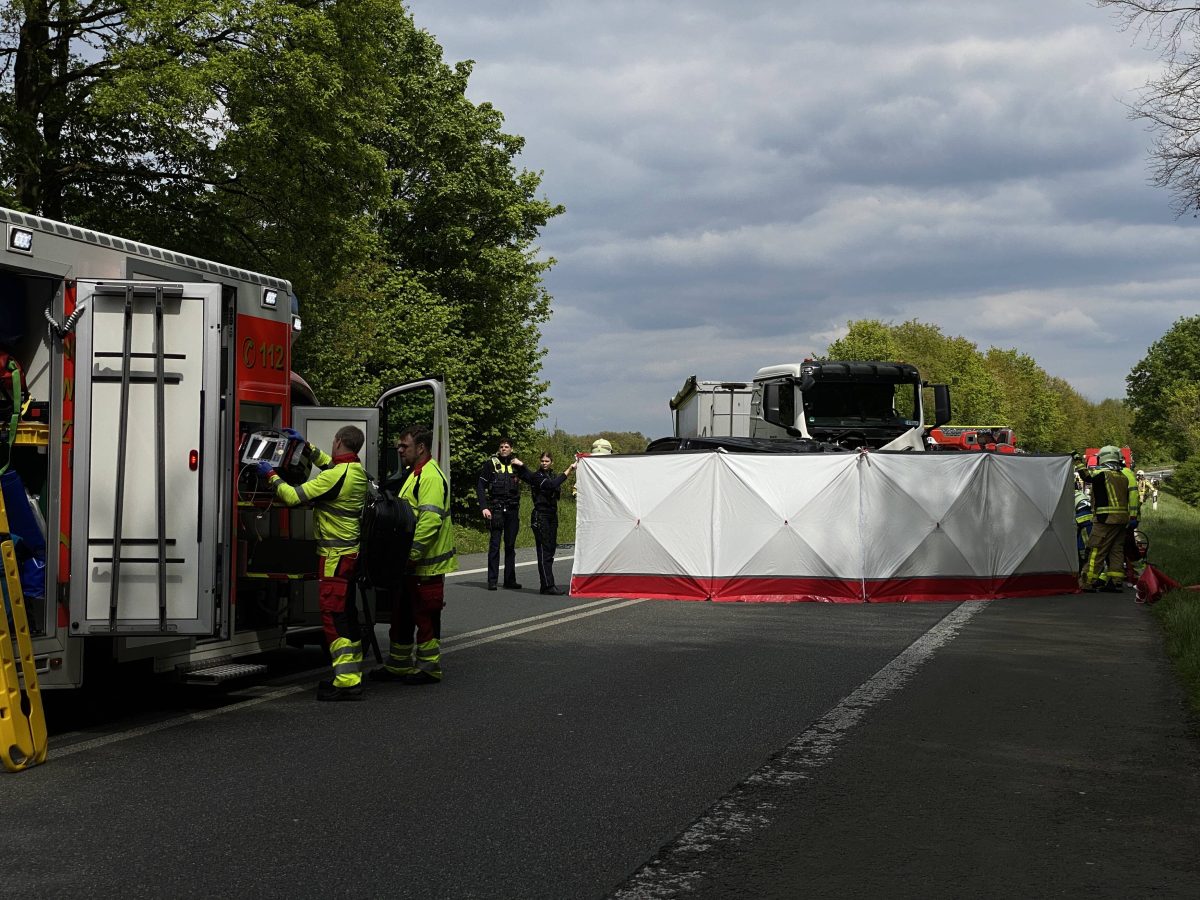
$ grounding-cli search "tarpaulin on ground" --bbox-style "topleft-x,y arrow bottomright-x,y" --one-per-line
570,451 -> 1078,602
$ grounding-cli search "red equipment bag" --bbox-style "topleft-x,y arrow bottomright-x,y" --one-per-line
1136,564 -> 1180,606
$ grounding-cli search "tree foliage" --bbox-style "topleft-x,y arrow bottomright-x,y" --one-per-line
825,319 -> 1133,454
1097,1 -> 1200,215
1126,315 -> 1200,461
0,0 -> 563,513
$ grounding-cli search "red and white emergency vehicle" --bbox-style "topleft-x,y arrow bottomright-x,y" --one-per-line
1083,446 -> 1134,469
927,426 -> 1019,454
1,206 -> 448,688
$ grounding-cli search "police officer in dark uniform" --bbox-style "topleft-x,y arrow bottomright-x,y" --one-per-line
477,437 -> 524,590
527,451 -> 577,595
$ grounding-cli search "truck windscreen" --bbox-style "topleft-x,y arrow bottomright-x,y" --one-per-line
804,382 -> 914,424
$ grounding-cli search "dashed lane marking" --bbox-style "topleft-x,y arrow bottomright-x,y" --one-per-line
610,600 -> 988,899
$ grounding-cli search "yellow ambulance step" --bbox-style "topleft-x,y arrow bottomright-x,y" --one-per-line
14,422 -> 49,447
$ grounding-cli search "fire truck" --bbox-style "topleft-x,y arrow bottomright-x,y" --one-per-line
1083,446 -> 1134,469
0,206 -> 448,688
927,426 -> 1019,454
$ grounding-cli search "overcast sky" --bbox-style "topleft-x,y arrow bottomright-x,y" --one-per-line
405,0 -> 1193,439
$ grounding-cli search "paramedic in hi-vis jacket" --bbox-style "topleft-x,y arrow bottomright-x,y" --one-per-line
1079,445 -> 1132,593
258,425 -> 368,701
370,424 -> 457,685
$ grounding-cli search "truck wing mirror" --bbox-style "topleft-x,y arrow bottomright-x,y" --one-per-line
932,384 -> 952,427
799,375 -> 816,393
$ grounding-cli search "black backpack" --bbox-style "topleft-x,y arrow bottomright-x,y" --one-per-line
357,477 -> 416,590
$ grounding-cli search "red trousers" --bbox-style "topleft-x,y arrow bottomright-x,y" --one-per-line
387,573 -> 445,647
318,554 -> 360,646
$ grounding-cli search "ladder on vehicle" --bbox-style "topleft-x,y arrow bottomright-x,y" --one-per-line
105,284 -> 173,629
0,483 -> 48,772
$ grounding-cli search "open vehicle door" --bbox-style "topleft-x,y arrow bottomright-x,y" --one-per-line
69,282 -> 222,636
293,376 -> 448,484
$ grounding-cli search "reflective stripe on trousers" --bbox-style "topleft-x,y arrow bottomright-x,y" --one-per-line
386,641 -> 418,676
416,638 -> 442,679
330,636 -> 363,688
1081,521 -> 1124,587
386,575 -> 445,677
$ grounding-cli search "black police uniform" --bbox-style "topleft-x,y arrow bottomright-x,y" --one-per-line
528,467 -> 569,594
477,454 -> 523,589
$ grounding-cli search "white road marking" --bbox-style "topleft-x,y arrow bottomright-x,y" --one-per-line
450,554 -> 574,578
46,684 -> 311,760
444,599 -> 644,652
46,595 -> 638,761
612,600 -> 988,899
446,599 -> 626,643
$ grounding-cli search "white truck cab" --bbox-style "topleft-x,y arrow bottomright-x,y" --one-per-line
668,360 -> 951,452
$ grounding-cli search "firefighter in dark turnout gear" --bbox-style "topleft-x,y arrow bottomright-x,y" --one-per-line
1079,445 -> 1131,593
525,451 -> 576,595
477,438 -> 524,590
260,425 -> 368,700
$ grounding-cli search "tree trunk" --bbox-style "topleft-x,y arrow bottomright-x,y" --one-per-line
13,1 -> 51,213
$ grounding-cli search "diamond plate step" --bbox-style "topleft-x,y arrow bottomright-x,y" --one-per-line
183,662 -> 268,685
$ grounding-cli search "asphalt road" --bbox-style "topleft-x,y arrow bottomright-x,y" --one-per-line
3,550 -> 1198,899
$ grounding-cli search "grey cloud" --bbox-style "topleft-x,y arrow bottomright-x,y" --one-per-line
406,0 -> 1193,435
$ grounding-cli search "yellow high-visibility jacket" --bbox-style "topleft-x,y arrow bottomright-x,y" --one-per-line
400,457 -> 457,576
270,448 -> 367,560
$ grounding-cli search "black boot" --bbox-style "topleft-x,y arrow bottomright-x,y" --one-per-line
317,679 -> 364,701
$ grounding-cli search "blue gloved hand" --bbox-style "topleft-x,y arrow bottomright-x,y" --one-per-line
255,460 -> 275,478
281,427 -> 305,444
1128,517 -> 1138,530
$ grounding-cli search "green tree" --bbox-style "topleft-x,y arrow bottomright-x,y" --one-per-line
827,319 -> 1005,427
825,320 -> 899,362
1046,376 -> 1095,451
303,8 -> 562,509
1087,398 -> 1135,452
982,348 -> 1068,452
1126,316 -> 1200,460
1,0 -> 563,514
889,320 -> 1001,425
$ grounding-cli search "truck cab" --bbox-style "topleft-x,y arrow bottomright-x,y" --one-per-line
751,360 -> 952,451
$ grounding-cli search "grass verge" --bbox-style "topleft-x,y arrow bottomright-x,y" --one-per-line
1139,492 -> 1200,715
453,494 -> 578,556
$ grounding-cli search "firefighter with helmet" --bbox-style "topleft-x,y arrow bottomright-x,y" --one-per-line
1136,469 -> 1147,504
258,425 -> 368,700
1074,483 -> 1093,572
1079,445 -> 1132,593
